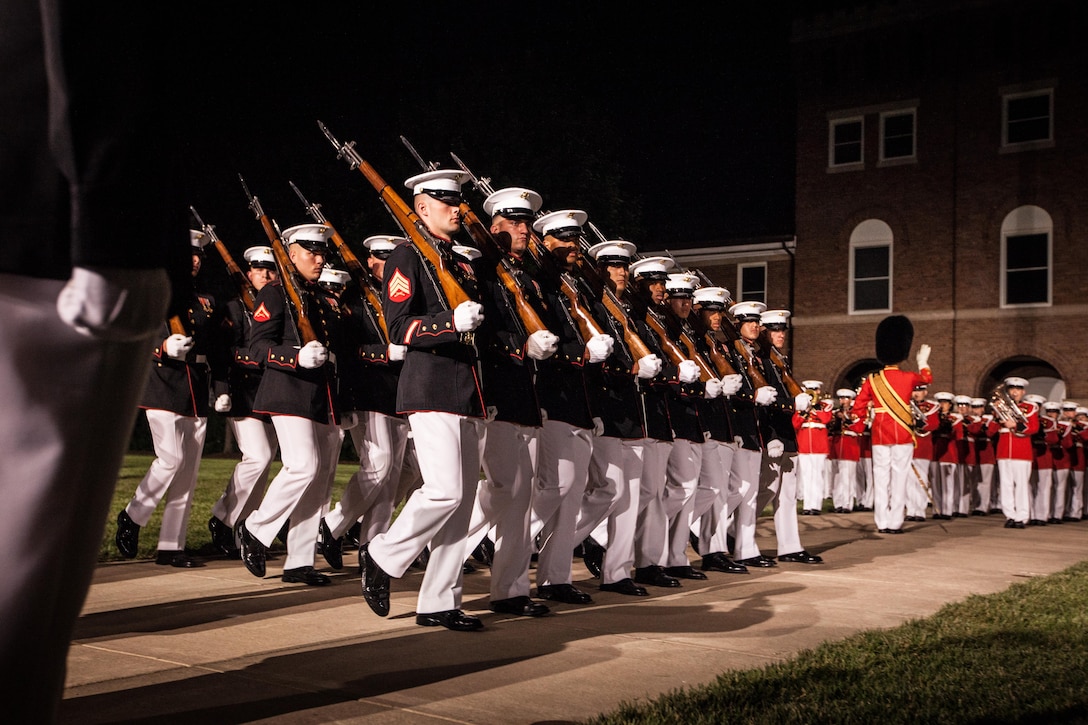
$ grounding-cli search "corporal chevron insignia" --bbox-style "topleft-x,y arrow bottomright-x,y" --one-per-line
387,268 -> 412,303
252,302 -> 271,323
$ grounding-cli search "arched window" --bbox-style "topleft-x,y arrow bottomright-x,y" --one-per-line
849,219 -> 893,314
1000,205 -> 1051,307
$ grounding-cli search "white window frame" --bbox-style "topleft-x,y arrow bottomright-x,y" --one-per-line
737,262 -> 767,304
828,116 -> 864,170
1000,205 -> 1052,309
1001,87 -> 1054,152
878,107 -> 916,166
848,219 -> 893,315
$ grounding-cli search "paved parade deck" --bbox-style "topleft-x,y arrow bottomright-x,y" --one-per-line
61,511 -> 1088,724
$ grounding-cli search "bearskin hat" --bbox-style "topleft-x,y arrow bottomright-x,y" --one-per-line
875,314 -> 914,365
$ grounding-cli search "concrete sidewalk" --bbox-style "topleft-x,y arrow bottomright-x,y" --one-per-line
61,512 -> 1088,724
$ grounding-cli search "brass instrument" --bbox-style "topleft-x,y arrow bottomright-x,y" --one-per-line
989,383 -> 1028,433
910,398 -> 928,431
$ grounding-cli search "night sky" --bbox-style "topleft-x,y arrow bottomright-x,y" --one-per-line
181,4 -> 797,260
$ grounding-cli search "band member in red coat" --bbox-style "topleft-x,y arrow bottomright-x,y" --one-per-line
1063,402 -> 1086,520
906,384 -> 939,521
994,377 -> 1040,528
965,397 -> 1000,516
829,388 -> 861,513
930,392 -> 964,520
1043,401 -> 1074,524
850,315 -> 933,534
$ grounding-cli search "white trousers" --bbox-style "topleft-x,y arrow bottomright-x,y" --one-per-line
369,412 -> 482,614
326,411 -> 410,542
999,458 -> 1031,523
857,456 -> 874,508
975,462 -> 996,513
0,273 -> 166,718
728,447 -> 764,561
1050,468 -> 1069,520
464,420 -> 538,601
246,415 -> 341,570
126,409 -> 208,550
832,458 -> 858,511
663,439 -> 703,567
1069,469 -> 1085,519
758,451 -> 802,556
531,419 -> 593,587
212,415 -> 277,528
906,456 -> 931,518
577,436 -> 644,584
871,443 -> 912,531
694,441 -> 738,556
635,438 -> 671,568
1030,467 -> 1053,522
798,452 -> 827,512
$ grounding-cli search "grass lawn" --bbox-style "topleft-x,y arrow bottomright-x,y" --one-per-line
586,560 -> 1088,724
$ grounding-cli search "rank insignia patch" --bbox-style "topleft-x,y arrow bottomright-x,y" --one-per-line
253,302 -> 271,323
387,268 -> 412,303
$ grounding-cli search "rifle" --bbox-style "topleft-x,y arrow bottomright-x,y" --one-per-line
400,137 -> 548,336
572,236 -> 654,362
759,328 -> 804,398
317,121 -> 471,311
238,174 -> 318,344
190,205 -> 257,313
689,267 -> 767,388
288,181 -> 388,341
451,150 -> 606,345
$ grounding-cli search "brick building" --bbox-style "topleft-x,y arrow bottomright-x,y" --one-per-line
680,0 -> 1087,404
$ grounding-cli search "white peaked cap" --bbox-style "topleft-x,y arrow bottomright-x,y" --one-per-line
452,244 -> 482,261
665,272 -> 699,295
729,300 -> 767,321
693,286 -> 731,309
318,266 -> 350,286
483,187 -> 543,219
532,209 -> 588,237
363,235 -> 404,253
761,309 -> 791,327
403,169 -> 468,195
243,245 -> 276,268
1004,376 -> 1029,387
190,229 -> 210,248
836,388 -> 857,398
587,240 -> 637,263
629,256 -> 675,279
934,391 -> 954,402
281,223 -> 333,245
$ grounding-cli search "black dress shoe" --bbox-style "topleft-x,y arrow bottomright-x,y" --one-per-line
115,510 -> 140,559
1014,521 -> 1026,529
736,555 -> 777,568
664,565 -> 708,580
1004,518 -> 1017,529
360,544 -> 391,617
777,550 -> 823,564
634,565 -> 681,588
155,550 -> 205,568
471,536 -> 495,567
282,566 -> 331,585
344,521 -> 362,550
489,595 -> 550,617
701,553 -> 748,574
688,531 -> 700,552
411,545 -> 430,571
1047,517 -> 1063,524
208,516 -> 237,556
600,578 -> 648,596
799,509 -> 813,516
971,510 -> 988,516
989,508 -> 1003,515
318,519 -> 343,570
887,528 -> 904,534
1028,519 -> 1046,526
416,609 -> 483,631
1062,516 -> 1081,522
581,536 -> 605,579
237,520 -> 266,578
536,583 -> 592,604
952,512 -> 968,518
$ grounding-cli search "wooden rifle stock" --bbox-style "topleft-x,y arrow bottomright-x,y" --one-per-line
167,315 -> 187,336
190,206 -> 257,313
688,312 -> 738,377
239,175 -> 318,344
526,233 -> 605,344
318,122 -> 470,310
460,205 -> 548,335
643,307 -> 698,375
575,252 -> 653,361
758,329 -> 804,397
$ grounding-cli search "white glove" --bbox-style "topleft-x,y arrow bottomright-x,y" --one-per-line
754,385 -> 778,406
214,394 -> 232,413
56,266 -> 170,341
704,378 -> 723,399
340,411 -> 360,430
526,329 -> 559,360
678,359 -> 700,384
486,405 -> 499,421
387,344 -> 407,362
915,343 -> 931,370
163,333 -> 194,360
585,333 -> 614,363
453,300 -> 485,332
766,439 -> 785,458
298,340 -> 328,369
636,353 -> 663,379
719,374 -> 744,397
794,393 -> 812,412
592,416 -> 605,437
